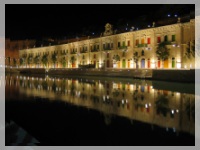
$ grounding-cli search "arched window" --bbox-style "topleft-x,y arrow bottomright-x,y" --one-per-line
141,50 -> 144,56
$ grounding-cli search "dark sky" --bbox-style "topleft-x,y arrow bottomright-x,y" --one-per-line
5,4 -> 194,40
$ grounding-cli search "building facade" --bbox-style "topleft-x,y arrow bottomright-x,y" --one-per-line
19,18 -> 195,69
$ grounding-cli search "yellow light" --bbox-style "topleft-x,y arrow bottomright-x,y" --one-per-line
177,62 -> 181,69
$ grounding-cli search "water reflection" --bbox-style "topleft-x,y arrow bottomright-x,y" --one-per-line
5,74 -> 195,136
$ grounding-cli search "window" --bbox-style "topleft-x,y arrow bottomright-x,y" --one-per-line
164,35 -> 168,42
94,54 -> 96,59
103,44 -> 106,49
94,45 -> 96,50
97,44 -> 99,49
136,39 -> 139,46
111,43 -> 113,48
107,53 -> 109,58
157,37 -> 161,43
118,42 -> 121,47
172,35 -> 176,42
108,43 -> 110,49
141,38 -> 144,44
141,50 -> 144,56
127,40 -> 130,46
147,38 -> 151,44
123,41 -> 125,46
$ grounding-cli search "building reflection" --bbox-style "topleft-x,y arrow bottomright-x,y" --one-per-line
5,74 -> 195,136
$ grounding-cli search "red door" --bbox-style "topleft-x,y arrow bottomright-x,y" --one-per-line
148,59 -> 150,68
158,59 -> 160,68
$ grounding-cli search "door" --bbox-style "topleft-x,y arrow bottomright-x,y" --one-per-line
164,59 -> 168,68
141,59 -> 145,68
72,63 -> 76,68
94,60 -> 96,68
172,58 -> 175,68
158,59 -> 160,68
122,59 -> 126,68
117,61 -> 120,68
128,61 -> 130,68
148,59 -> 150,68
107,60 -> 109,68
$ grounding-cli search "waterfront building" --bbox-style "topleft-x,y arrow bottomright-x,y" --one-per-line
19,18 -> 195,69
5,38 -> 36,67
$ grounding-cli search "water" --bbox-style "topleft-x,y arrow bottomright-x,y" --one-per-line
5,74 -> 195,146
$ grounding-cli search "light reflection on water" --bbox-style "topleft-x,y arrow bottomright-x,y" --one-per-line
5,74 -> 195,137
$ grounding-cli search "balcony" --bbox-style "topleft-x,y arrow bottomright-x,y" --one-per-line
91,48 -> 99,52
136,43 -> 148,48
70,51 -> 77,54
103,47 -> 113,51
118,46 -> 127,50
80,50 -> 88,53
61,52 -> 67,55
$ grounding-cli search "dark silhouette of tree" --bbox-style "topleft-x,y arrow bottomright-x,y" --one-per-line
156,41 -> 171,68
133,52 -> 140,69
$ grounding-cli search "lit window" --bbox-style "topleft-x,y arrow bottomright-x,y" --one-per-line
147,38 -> 151,44
157,37 -> 161,43
141,39 -> 144,44
136,39 -> 139,46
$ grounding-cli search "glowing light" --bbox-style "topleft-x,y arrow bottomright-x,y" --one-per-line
176,62 -> 181,69
145,104 -> 148,108
122,99 -> 124,104
167,14 -> 171,17
176,109 -> 179,113
171,110 -> 174,114
130,63 -> 134,68
103,96 -> 105,101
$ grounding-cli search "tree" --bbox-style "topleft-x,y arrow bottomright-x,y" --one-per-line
20,58 -> 24,66
34,55 -> 40,67
51,52 -> 57,68
112,54 -> 120,64
13,58 -> 17,67
185,40 -> 195,59
70,56 -> 76,67
156,41 -> 170,68
27,55 -> 33,66
133,52 -> 140,69
41,54 -> 48,67
60,56 -> 67,68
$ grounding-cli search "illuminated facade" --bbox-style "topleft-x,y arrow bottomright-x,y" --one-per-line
19,18 -> 195,69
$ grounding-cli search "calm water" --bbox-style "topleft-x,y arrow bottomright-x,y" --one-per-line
5,73 -> 195,146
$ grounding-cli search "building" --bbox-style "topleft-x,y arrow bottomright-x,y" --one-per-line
19,18 -> 195,69
5,38 -> 36,67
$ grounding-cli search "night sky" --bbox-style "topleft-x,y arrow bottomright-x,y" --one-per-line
5,4 -> 194,40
